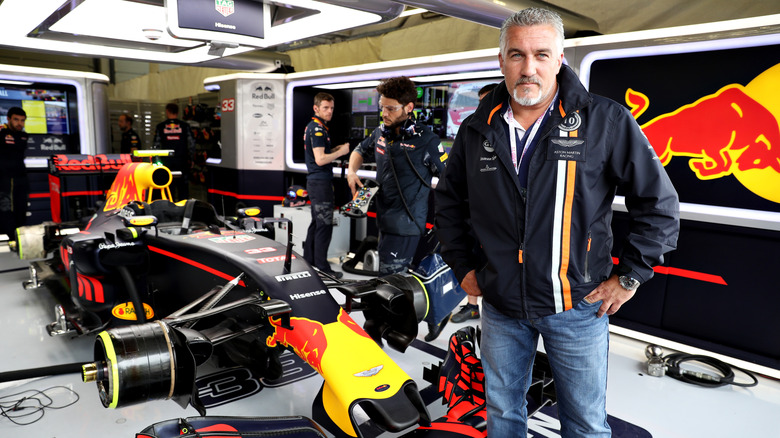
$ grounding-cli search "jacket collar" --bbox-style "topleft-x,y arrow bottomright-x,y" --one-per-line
311,116 -> 328,129
473,64 -> 592,129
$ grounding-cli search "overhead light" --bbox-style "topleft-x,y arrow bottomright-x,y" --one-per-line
0,80 -> 34,86
411,70 -> 503,82
204,84 -> 221,92
0,0 -> 390,64
400,8 -> 428,17
47,0 -> 200,49
315,80 -> 381,90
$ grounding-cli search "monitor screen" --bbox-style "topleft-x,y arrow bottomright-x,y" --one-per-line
177,0 -> 264,39
443,80 -> 500,140
0,86 -> 71,135
0,82 -> 80,156
352,88 -> 379,114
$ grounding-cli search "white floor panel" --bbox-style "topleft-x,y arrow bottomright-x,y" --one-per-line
1,253 -> 779,437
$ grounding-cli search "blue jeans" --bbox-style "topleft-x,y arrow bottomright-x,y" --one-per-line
481,299 -> 611,437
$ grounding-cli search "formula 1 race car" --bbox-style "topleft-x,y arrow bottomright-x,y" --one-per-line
15,155 -> 432,438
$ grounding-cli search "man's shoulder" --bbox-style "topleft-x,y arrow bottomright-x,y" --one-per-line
576,93 -> 633,122
363,127 -> 382,141
159,118 -> 190,125
308,122 -> 326,132
0,127 -> 26,139
417,127 -> 441,144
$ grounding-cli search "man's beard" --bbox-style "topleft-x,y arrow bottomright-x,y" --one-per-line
384,114 -> 408,131
512,77 -> 547,106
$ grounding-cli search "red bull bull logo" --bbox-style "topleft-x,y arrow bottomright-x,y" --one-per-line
631,63 -> 780,203
266,316 -> 328,373
103,163 -> 143,211
103,163 -> 174,211
264,309 -> 373,375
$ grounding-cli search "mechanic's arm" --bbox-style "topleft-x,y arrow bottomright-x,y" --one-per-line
313,143 -> 350,167
426,140 -> 447,177
346,149 -> 365,196
152,126 -> 161,149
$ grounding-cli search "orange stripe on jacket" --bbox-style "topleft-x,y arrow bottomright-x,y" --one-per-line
487,103 -> 503,125
558,155 -> 577,311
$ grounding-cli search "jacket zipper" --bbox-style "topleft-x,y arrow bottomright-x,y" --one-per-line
519,118 -> 558,319
584,231 -> 592,282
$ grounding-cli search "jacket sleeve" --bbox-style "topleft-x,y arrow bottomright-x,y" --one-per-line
609,104 -> 680,283
354,130 -> 376,163
425,136 -> 447,177
434,122 -> 479,283
152,123 -> 162,149
309,124 -> 329,149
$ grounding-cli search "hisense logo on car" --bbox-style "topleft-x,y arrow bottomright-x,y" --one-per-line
275,271 -> 311,282
289,289 -> 327,300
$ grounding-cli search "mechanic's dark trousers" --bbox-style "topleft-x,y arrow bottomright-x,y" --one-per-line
0,175 -> 29,240
160,156 -> 189,201
169,171 -> 189,201
303,179 -> 334,272
378,232 -> 421,275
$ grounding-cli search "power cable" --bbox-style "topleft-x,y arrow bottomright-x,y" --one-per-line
662,353 -> 758,388
0,386 -> 79,425
645,345 -> 758,388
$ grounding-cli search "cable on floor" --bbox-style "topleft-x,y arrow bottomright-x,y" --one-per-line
646,345 -> 759,388
0,386 -> 80,425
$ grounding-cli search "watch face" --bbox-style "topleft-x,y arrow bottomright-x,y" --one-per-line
620,276 -> 640,291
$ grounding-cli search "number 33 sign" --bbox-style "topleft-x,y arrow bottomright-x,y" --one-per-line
221,98 -> 235,112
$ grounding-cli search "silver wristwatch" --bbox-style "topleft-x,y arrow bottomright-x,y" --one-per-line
618,275 -> 641,292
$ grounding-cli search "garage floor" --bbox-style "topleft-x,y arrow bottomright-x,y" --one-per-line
1,251 -> 778,437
